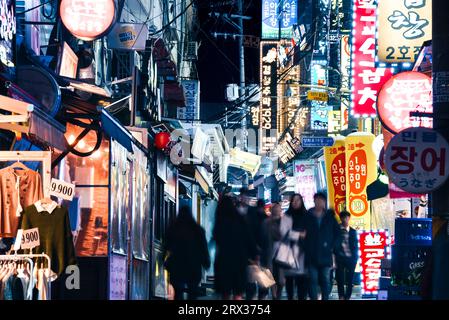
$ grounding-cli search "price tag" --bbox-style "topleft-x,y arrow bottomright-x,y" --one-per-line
20,228 -> 40,250
49,178 -> 75,201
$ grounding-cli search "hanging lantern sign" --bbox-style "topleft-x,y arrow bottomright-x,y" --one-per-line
60,0 -> 116,41
155,132 -> 171,150
377,71 -> 432,134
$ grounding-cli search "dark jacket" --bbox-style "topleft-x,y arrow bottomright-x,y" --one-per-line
260,217 -> 282,269
213,213 -> 258,294
303,208 -> 341,268
164,218 -> 210,284
335,225 -> 358,264
245,206 -> 267,255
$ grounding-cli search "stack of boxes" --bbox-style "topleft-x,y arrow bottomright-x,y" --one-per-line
388,218 -> 432,300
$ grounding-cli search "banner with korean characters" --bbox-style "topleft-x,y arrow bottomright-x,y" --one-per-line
345,132 -> 377,230
351,0 -> 393,117
358,230 -> 390,296
385,127 -> 449,194
377,0 -> 432,65
324,136 -> 346,216
294,160 -> 317,210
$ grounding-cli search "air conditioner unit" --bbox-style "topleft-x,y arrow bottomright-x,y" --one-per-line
225,84 -> 239,101
185,41 -> 198,61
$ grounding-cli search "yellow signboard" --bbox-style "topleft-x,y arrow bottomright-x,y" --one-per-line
307,91 -> 328,102
377,0 -> 432,64
345,133 -> 377,231
324,136 -> 346,217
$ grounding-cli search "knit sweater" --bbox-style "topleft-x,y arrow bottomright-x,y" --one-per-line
20,204 -> 77,275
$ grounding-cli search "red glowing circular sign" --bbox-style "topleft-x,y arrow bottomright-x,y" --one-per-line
377,71 -> 432,134
60,0 -> 116,41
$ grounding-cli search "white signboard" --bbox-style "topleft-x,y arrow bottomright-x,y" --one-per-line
14,228 -> 40,250
385,127 -> 449,194
294,160 -> 317,209
107,23 -> 149,51
50,178 -> 75,201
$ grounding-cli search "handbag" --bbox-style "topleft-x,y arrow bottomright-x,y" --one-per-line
247,265 -> 276,289
274,233 -> 298,269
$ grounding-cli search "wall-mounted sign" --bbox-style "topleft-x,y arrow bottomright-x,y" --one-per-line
358,230 -> 390,296
178,80 -> 200,121
377,71 -> 432,134
301,136 -> 334,147
328,110 -> 342,135
0,0 -> 16,68
307,91 -> 328,102
377,0 -> 432,65
57,42 -> 78,78
385,127 -> 449,194
60,0 -> 116,41
351,0 -> 393,118
107,23 -> 148,51
345,133 -> 377,230
294,160 -> 317,209
340,35 -> 350,130
310,59 -> 331,130
324,136 -> 346,216
262,0 -> 297,39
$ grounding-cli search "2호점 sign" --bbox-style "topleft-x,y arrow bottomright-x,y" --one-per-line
60,0 -> 116,41
385,127 -> 449,194
377,71 -> 432,134
358,230 -> 389,296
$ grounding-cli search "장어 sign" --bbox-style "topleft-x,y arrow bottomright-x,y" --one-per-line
385,127 -> 449,194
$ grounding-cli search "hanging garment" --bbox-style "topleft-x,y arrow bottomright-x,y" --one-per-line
37,268 -> 49,301
0,167 -> 43,237
20,201 -> 77,275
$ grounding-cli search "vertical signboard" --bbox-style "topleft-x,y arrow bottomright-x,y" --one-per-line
259,42 -> 279,155
310,59 -> 332,130
178,80 -> 200,121
294,160 -> 317,209
324,136 -> 346,216
345,132 -> 377,230
351,0 -> 393,117
358,230 -> 389,296
340,35 -> 350,130
328,110 -> 342,135
377,0 -> 432,65
262,0 -> 297,39
0,0 -> 16,68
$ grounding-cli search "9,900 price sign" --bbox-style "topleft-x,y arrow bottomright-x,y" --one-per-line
49,178 -> 75,201
14,228 -> 40,250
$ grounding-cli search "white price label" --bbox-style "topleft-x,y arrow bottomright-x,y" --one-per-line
49,178 -> 75,201
20,228 -> 40,250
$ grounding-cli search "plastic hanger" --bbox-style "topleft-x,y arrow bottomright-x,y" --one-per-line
9,159 -> 29,171
40,197 -> 53,205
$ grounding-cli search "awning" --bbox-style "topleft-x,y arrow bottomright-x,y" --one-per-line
195,168 -> 209,194
0,95 -> 67,150
101,109 -> 134,152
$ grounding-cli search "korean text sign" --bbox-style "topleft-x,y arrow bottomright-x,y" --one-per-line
345,133 -> 377,230
385,127 -> 449,194
340,35 -> 350,130
324,136 -> 346,216
351,0 -> 393,117
294,160 -> 317,209
358,230 -> 389,295
377,0 -> 432,64
377,71 -> 432,134
311,59 -> 332,130
262,0 -> 297,39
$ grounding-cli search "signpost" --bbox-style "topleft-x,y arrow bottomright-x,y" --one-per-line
385,127 -> 449,194
301,136 -> 335,147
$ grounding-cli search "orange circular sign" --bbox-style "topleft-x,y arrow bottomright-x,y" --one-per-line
60,0 -> 116,41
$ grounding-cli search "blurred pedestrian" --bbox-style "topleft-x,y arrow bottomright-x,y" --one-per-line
164,206 -> 210,300
284,193 -> 308,300
303,192 -> 341,300
335,210 -> 358,300
213,195 -> 258,300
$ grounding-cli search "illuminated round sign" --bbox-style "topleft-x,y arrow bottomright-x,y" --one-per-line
377,71 -> 432,134
60,0 -> 116,41
385,127 -> 449,194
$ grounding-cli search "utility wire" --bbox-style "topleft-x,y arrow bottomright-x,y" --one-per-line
19,0 -> 55,14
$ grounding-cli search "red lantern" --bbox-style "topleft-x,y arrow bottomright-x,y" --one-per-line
155,132 -> 171,150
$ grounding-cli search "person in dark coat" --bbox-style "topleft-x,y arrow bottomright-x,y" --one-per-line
303,192 -> 341,300
284,193 -> 308,300
213,195 -> 258,300
164,206 -> 210,300
334,210 -> 358,300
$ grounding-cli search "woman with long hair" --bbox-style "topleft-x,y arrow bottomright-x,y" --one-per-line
284,193 -> 309,300
213,195 -> 257,300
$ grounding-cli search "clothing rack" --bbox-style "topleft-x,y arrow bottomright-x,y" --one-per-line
0,151 -> 52,197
